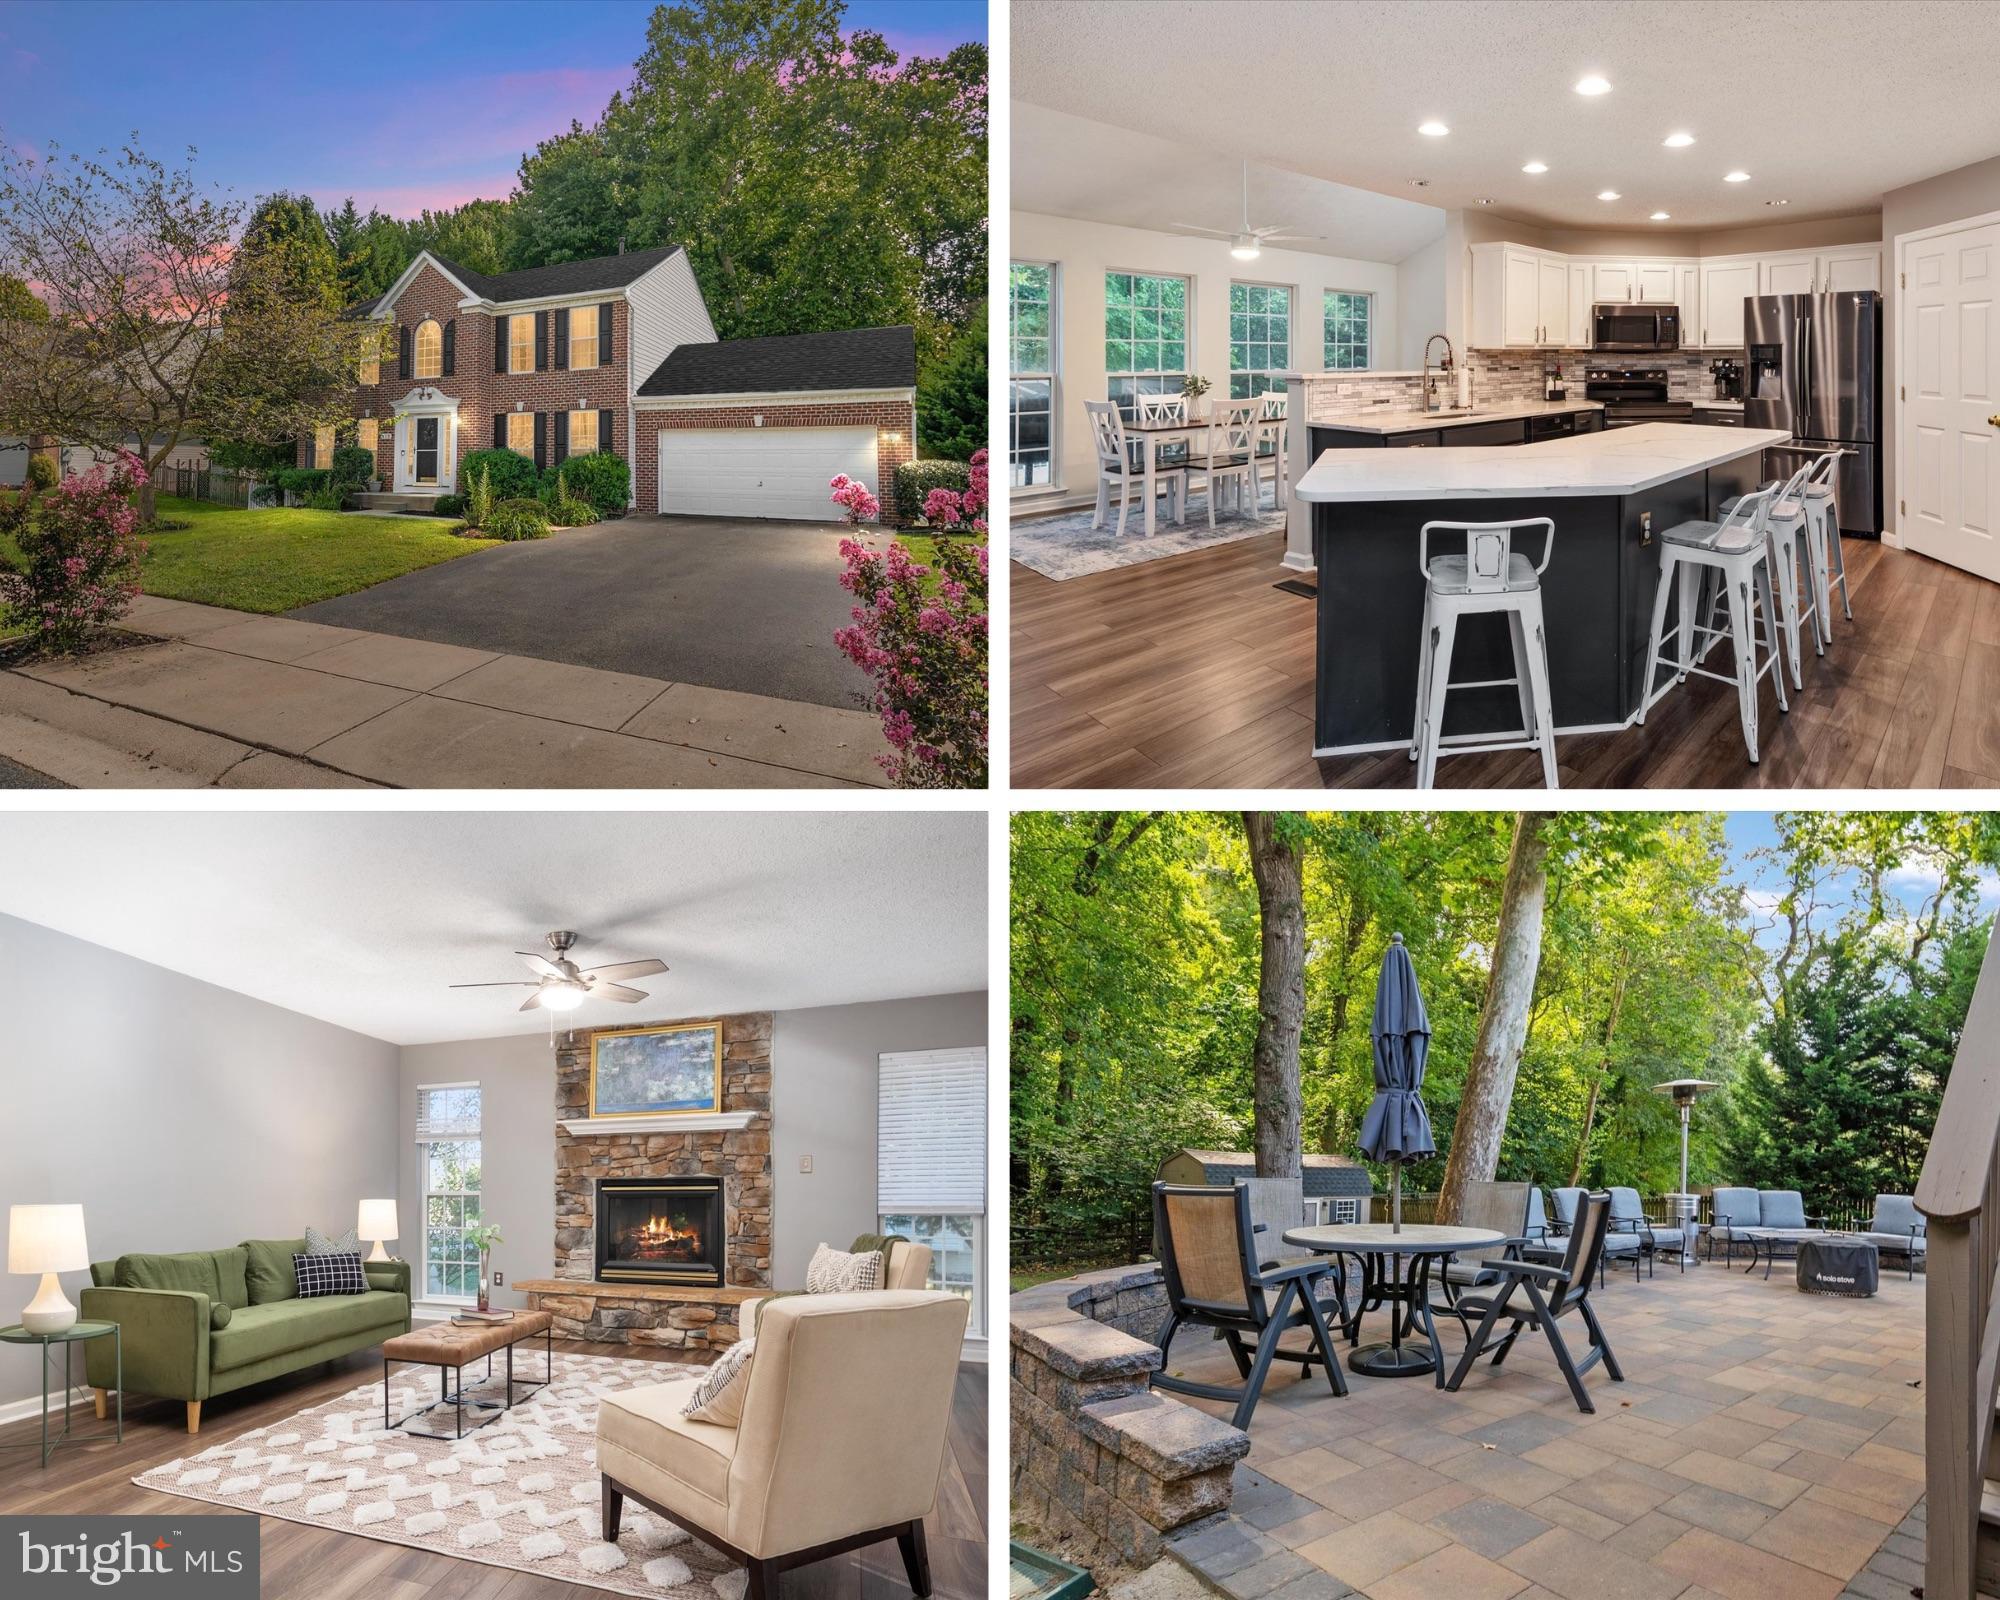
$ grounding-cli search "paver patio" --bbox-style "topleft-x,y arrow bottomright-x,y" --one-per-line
1158,1261 -> 1925,1600
0,594 -> 891,788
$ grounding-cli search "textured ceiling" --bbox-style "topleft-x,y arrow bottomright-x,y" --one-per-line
1014,0 -> 2000,233
0,811 -> 987,1045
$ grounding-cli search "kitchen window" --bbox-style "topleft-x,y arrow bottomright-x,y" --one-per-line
569,305 -> 599,371
414,318 -> 443,380
509,314 -> 535,374
1230,282 -> 1291,399
1323,291 -> 1372,370
1010,261 -> 1057,488
878,1046 -> 986,1340
506,412 -> 533,456
1105,270 -> 1188,421
416,1083 -> 481,1302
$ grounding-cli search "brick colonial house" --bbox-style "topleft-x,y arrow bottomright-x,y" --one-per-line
302,245 -> 917,523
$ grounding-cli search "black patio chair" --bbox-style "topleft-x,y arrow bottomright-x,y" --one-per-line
1444,1187 -> 1626,1414
1150,1181 -> 1347,1429
1437,1181 -> 1535,1314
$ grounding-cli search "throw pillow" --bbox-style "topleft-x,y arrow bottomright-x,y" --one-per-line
210,1303 -> 233,1330
293,1251 -> 368,1298
115,1251 -> 221,1301
304,1224 -> 361,1256
682,1338 -> 755,1426
805,1241 -> 883,1295
244,1239 -> 308,1303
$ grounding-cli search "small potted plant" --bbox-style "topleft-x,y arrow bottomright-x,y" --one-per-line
1179,374 -> 1212,419
467,1223 -> 504,1312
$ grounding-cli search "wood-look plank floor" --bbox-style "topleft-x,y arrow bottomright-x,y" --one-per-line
0,1340 -> 987,1600
1011,528 -> 2000,789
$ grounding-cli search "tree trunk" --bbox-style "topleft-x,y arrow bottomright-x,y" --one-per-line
1568,964 -> 1630,1186
1243,812 -> 1305,1180
1438,813 -> 1554,1222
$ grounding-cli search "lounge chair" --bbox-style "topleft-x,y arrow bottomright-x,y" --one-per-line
1553,1186 -> 1640,1285
1149,1181 -> 1348,1429
1444,1188 -> 1625,1414
1607,1187 -> 1687,1277
1850,1193 -> 1927,1281
1520,1187 -> 1564,1266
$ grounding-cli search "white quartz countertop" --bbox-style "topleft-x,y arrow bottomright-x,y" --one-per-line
1296,421 -> 1789,502
1309,399 -> 1604,436
1694,398 -> 1745,411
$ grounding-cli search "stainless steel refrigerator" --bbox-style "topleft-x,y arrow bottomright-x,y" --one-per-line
1744,290 -> 1883,535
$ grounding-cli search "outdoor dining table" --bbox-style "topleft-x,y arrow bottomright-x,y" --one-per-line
1282,1222 -> 1504,1385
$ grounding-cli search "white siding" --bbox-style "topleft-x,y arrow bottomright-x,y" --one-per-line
627,249 -> 718,396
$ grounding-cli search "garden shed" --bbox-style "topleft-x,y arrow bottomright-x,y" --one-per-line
1156,1149 -> 1375,1221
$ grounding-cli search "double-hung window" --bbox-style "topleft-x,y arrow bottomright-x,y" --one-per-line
1230,283 -> 1292,398
416,1083 -> 482,1302
568,409 -> 598,454
878,1047 -> 987,1340
356,418 -> 378,453
1104,271 -> 1188,421
569,306 -> 599,371
414,319 -> 443,380
1323,291 -> 1373,370
506,412 -> 534,456
509,314 -> 535,374
1009,262 -> 1057,488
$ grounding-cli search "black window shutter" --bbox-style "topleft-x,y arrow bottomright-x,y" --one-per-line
554,308 -> 569,371
553,409 -> 569,466
493,413 -> 505,450
598,408 -> 612,453
535,311 -> 548,371
398,324 -> 411,379
533,412 -> 547,471
599,303 -> 614,367
441,319 -> 455,377
494,317 -> 507,374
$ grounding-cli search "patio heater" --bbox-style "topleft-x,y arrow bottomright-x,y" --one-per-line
1651,1078 -> 1720,1266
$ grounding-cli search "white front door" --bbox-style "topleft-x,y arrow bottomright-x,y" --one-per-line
656,426 -> 878,520
1903,219 -> 2000,581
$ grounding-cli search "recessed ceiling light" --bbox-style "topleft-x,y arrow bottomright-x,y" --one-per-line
1650,211 -> 1670,221
1663,132 -> 1695,148
1521,161 -> 1549,175
1406,178 -> 1431,188
1575,75 -> 1612,95
1417,120 -> 1449,137
1477,198 -> 1496,205
1725,170 -> 1751,183
1598,190 -> 1621,201
1765,199 -> 1790,207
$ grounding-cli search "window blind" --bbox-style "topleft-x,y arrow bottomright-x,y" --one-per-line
415,1082 -> 481,1141
877,1048 -> 985,1213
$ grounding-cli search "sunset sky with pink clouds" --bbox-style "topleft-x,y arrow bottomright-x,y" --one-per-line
0,0 -> 984,217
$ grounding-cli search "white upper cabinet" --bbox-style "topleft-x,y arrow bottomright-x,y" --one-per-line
1471,242 -> 1571,347
1635,262 -> 1677,304
1677,263 -> 1701,346
1592,261 -> 1636,302
1818,247 -> 1882,294
1699,260 -> 1758,348
1537,256 -> 1568,346
1568,262 -> 1592,345
1761,255 -> 1816,296
1502,248 -> 1540,345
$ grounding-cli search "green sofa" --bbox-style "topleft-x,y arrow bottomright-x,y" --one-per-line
80,1238 -> 411,1434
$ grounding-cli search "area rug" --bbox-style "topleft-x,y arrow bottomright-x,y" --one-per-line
1009,481 -> 1286,580
133,1351 -> 745,1600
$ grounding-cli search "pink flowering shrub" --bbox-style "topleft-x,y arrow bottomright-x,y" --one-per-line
829,472 -> 881,524
0,452 -> 149,654
833,450 -> 989,788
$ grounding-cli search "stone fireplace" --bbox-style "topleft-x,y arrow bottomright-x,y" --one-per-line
595,1175 -> 725,1288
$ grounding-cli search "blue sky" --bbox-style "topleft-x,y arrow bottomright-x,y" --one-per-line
0,1 -> 984,218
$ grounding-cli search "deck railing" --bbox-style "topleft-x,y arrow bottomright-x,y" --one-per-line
1915,923 -> 2000,1600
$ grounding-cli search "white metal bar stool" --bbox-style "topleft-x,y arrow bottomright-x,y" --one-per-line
1721,462 -> 1819,691
1636,485 -> 1788,764
1409,517 -> 1558,790
1800,450 -> 1851,636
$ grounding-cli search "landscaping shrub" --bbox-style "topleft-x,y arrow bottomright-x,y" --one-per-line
830,473 -> 880,523
554,450 -> 628,516
551,496 -> 598,526
464,464 -> 495,530
456,448 -> 540,502
274,466 -> 328,499
304,485 -> 345,511
892,458 -> 971,523
0,451 -> 148,654
24,454 -> 58,492
484,497 -> 551,541
330,444 -> 375,488
432,494 -> 465,518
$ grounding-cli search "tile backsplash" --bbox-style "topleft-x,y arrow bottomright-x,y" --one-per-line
1297,350 -> 1746,420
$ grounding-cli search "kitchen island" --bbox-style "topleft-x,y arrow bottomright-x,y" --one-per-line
1295,420 -> 1791,757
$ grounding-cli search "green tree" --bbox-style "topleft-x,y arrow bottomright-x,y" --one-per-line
508,122 -> 628,269
0,273 -> 48,323
237,191 -> 340,311
915,309 -> 985,462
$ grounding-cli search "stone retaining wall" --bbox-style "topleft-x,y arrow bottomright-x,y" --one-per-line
1011,1264 -> 1250,1568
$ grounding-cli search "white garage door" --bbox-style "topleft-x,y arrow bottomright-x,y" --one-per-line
657,426 -> 878,521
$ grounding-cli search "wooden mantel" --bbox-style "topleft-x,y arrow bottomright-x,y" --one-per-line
558,1111 -> 757,1136
514,1277 -> 764,1306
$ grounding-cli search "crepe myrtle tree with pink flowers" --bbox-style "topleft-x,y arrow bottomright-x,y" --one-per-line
0,450 -> 149,655
831,451 -> 988,788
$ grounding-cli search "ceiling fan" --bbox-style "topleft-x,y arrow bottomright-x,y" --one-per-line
1170,160 -> 1326,260
449,930 -> 668,1013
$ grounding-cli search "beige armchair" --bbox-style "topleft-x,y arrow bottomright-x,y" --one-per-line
738,1237 -> 934,1337
598,1289 -> 968,1599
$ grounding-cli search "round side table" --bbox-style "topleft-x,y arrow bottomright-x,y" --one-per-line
0,1320 -> 122,1467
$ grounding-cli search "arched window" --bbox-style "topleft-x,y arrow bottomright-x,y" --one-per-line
414,319 -> 442,380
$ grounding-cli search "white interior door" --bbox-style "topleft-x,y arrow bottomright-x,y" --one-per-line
657,426 -> 877,520
1903,219 -> 2000,581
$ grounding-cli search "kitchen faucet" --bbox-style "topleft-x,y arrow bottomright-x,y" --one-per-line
1423,334 -> 1455,413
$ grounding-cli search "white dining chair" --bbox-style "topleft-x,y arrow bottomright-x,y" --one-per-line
1084,399 -> 1182,536
1182,400 -> 1258,527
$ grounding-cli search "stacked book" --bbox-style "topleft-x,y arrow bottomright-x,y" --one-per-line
451,1308 -> 516,1326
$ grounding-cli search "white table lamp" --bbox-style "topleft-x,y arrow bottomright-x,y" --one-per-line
9,1204 -> 89,1334
357,1199 -> 399,1263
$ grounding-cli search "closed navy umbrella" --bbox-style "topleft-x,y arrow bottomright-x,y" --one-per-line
1359,933 -> 1436,1233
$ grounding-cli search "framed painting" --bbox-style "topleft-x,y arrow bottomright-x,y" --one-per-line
588,1022 -> 724,1118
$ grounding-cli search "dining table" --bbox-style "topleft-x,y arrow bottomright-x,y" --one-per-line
1120,409 -> 1288,536
1282,1221 -> 1504,1383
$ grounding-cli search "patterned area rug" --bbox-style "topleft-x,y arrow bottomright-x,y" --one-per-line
133,1351 -> 744,1600
1010,482 -> 1286,580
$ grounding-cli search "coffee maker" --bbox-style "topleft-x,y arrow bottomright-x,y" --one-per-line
1709,358 -> 1744,401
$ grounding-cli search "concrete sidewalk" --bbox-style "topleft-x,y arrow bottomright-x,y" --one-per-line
0,596 -> 891,789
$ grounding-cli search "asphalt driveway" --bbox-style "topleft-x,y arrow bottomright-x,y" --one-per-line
290,514 -> 874,710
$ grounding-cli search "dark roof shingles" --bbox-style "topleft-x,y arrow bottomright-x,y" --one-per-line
429,244 -> 683,305
637,324 -> 916,398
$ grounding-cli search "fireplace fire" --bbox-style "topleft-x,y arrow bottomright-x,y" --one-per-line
594,1177 -> 725,1287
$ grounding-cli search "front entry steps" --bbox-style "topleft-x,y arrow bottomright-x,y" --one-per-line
351,491 -> 442,513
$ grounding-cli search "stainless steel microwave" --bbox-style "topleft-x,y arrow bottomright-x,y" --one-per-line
1592,303 -> 1681,352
